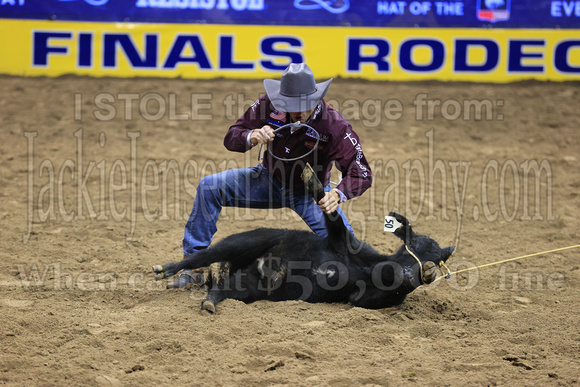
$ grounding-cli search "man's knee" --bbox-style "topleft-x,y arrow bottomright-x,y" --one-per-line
197,173 -> 228,199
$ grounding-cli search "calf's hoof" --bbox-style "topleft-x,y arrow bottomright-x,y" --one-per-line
166,270 -> 204,289
202,299 -> 216,314
422,261 -> 437,284
152,265 -> 167,280
152,263 -> 181,281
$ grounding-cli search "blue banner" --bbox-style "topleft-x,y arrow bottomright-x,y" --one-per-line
1,0 -> 579,28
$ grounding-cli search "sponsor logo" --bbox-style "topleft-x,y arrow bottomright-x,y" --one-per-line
477,0 -> 511,23
294,0 -> 349,14
135,0 -> 264,10
57,0 -> 109,6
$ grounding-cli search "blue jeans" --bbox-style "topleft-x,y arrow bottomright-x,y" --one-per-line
183,163 -> 353,257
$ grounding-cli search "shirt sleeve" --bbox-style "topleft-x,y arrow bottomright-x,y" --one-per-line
333,188 -> 347,203
223,95 -> 267,152
328,123 -> 373,201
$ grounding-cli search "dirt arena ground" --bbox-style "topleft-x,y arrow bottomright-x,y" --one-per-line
0,75 -> 579,386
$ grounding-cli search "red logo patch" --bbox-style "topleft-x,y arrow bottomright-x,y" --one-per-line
270,110 -> 286,123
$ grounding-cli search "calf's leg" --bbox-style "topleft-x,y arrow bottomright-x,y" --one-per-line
201,270 -> 265,313
153,228 -> 286,280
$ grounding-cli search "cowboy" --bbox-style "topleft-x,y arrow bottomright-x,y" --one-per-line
169,63 -> 373,288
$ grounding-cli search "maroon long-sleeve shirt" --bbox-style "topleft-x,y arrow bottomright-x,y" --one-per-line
224,94 -> 372,201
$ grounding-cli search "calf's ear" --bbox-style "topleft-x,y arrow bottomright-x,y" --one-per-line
388,212 -> 414,242
441,246 -> 455,262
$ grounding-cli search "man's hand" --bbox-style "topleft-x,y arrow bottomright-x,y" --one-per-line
250,125 -> 275,146
318,190 -> 341,214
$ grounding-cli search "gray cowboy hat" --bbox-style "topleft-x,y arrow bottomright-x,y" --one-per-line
264,63 -> 332,113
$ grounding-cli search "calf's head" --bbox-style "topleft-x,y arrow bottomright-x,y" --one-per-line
389,212 -> 455,289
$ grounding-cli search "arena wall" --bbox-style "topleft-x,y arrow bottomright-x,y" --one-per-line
1,1 -> 579,82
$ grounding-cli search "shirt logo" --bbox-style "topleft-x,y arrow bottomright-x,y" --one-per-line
306,127 -> 328,142
270,110 -> 286,123
344,132 -> 357,146
344,132 -> 368,178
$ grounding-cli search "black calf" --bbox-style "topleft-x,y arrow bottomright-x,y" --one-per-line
153,211 -> 454,312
